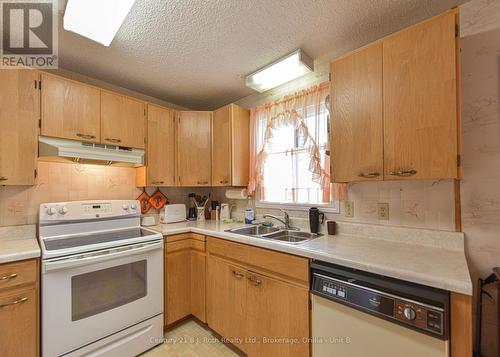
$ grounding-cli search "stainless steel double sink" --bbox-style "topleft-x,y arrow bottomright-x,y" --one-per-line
225,225 -> 321,245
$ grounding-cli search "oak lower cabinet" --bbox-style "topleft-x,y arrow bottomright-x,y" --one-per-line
0,69 -> 39,186
206,256 -> 248,352
145,104 -> 176,186
212,104 -> 250,187
0,259 -> 39,357
101,91 -> 146,149
164,234 -> 206,326
207,237 -> 310,357
329,10 -> 459,182
40,73 -> 101,143
176,111 -> 212,186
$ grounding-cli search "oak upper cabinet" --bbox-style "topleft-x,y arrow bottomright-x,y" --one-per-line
41,73 -> 101,143
212,104 -> 250,186
207,256 -> 248,353
146,104 -> 176,186
383,11 -> 458,180
101,91 -> 146,149
329,10 -> 459,182
177,111 -> 211,186
0,69 -> 39,186
330,42 -> 383,182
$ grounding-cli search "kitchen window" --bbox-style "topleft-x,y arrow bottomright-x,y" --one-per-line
248,82 -> 343,212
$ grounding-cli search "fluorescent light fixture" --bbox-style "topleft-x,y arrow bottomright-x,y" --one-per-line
64,0 -> 136,46
245,49 -> 314,92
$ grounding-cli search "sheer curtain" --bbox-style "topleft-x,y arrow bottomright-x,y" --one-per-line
248,81 -> 348,203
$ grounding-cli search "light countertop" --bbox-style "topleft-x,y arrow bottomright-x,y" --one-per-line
0,225 -> 40,264
149,220 -> 472,295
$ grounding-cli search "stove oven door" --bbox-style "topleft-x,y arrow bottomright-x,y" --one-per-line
41,240 -> 164,357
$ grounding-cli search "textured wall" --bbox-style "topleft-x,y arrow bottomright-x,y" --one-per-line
461,0 -> 500,355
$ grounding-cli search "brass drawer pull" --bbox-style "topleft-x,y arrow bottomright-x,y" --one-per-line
197,181 -> 209,185
105,138 -> 122,143
151,181 -> 164,185
248,275 -> 262,286
232,270 -> 244,279
0,273 -> 17,281
389,169 -> 417,177
220,180 -> 229,184
0,296 -> 28,309
76,133 -> 96,140
0,176 -> 7,181
358,172 -> 380,178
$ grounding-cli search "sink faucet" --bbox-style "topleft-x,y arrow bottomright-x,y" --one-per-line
263,210 -> 299,231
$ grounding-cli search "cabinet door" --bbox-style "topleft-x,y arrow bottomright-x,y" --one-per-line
231,104 -> 250,187
41,73 -> 100,143
147,104 -> 176,186
206,256 -> 247,352
165,248 -> 191,325
177,111 -> 211,186
0,69 -> 39,185
101,91 -> 146,149
383,11 -> 458,180
190,250 -> 206,323
0,286 -> 38,357
246,272 -> 309,357
330,43 -> 383,182
212,105 -> 231,186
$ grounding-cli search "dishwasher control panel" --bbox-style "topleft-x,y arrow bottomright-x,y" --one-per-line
311,270 -> 447,339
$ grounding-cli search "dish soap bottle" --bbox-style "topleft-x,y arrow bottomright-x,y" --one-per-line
244,198 -> 255,224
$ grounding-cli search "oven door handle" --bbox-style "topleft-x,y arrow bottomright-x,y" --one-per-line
42,240 -> 163,273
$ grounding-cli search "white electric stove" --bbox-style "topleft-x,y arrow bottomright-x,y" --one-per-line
39,200 -> 164,357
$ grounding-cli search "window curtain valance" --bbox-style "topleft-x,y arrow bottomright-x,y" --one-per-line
247,81 -> 348,201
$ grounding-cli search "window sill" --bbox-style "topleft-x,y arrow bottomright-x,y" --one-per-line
254,200 -> 340,213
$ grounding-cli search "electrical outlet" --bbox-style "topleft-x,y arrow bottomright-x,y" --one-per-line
378,203 -> 389,220
344,201 -> 354,217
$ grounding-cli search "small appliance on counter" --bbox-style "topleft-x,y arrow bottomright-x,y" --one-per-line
160,204 -> 187,224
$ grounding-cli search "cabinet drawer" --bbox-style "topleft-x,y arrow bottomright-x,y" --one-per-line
0,259 -> 37,291
166,238 -> 206,254
207,237 -> 309,286
166,233 -> 206,243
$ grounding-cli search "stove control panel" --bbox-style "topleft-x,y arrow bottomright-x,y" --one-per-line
40,200 -> 140,222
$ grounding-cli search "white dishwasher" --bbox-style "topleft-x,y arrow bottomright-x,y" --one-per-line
311,261 -> 449,357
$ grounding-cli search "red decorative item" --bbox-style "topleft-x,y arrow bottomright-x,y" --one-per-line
137,191 -> 152,214
149,189 -> 168,212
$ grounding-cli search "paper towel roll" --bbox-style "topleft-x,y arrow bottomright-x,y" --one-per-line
225,188 -> 248,200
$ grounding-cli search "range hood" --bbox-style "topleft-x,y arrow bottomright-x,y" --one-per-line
38,136 -> 144,167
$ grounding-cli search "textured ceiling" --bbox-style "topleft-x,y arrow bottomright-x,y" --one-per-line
58,0 -> 468,110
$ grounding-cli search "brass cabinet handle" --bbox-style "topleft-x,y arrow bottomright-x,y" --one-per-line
0,296 -> 28,309
76,133 -> 96,140
197,181 -> 209,185
389,169 -> 417,177
151,181 -> 164,185
232,270 -> 244,279
248,275 -> 262,286
220,180 -> 229,184
358,172 -> 380,178
0,176 -> 7,181
0,273 -> 17,281
105,138 -> 122,143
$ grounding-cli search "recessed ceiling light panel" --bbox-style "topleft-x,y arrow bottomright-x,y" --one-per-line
64,0 -> 136,47
245,49 -> 314,92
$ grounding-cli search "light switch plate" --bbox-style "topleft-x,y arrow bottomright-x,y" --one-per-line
344,201 -> 354,217
378,203 -> 389,220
